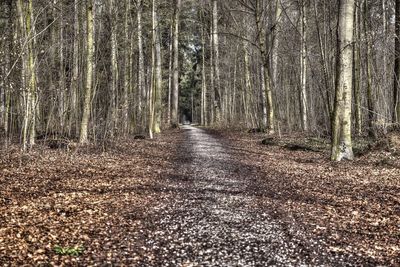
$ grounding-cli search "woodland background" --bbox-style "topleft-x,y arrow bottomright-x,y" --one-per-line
0,0 -> 400,157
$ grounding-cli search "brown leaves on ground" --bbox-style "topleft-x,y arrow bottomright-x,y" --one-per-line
0,132 -> 178,265
222,131 -> 400,266
0,128 -> 399,265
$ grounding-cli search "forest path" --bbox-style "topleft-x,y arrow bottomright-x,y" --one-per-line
132,125 -> 305,266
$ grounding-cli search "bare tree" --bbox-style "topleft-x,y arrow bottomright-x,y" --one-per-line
331,0 -> 356,161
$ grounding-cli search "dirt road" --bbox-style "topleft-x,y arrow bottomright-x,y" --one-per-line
1,126 -> 397,266
130,126 -> 373,266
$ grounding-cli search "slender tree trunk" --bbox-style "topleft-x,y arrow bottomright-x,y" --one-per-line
17,0 -> 28,149
314,0 -> 333,119
27,0 -> 36,147
260,65 -> 268,128
212,0 -> 222,124
255,0 -> 275,134
1,0 -> 12,141
353,2 -> 362,135
272,0 -> 282,87
167,24 -> 173,125
122,0 -> 131,134
394,0 -> 400,123
59,5 -> 66,133
201,12 -> 207,126
331,0 -> 355,161
70,0 -> 80,136
18,0 -> 37,150
109,0 -> 118,137
152,0 -> 162,134
137,0 -> 146,131
149,8 -> 155,140
210,21 -> 215,124
79,0 -> 94,143
243,41 -> 251,127
300,0 -> 308,131
171,0 -> 181,127
364,1 -> 376,137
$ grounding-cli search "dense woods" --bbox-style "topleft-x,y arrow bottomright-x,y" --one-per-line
0,1 -> 399,265
0,0 -> 399,160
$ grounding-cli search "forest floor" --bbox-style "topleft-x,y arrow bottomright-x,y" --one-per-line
0,126 -> 399,266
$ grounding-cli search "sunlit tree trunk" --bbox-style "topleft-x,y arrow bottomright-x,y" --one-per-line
243,41 -> 253,128
171,0 -> 181,127
79,0 -> 94,143
210,20 -> 215,124
212,0 -> 222,125
167,24 -> 173,126
260,65 -> 267,129
17,0 -> 37,150
201,7 -> 207,126
331,0 -> 355,161
272,0 -> 282,86
152,0 -> 162,134
300,0 -> 308,131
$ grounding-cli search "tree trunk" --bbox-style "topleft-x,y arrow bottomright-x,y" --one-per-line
364,1 -> 376,137
137,0 -> 146,131
79,0 -> 94,143
394,0 -> 400,123
331,0 -> 355,161
272,0 -> 282,86
210,20 -> 215,124
152,0 -> 162,134
167,23 -> 173,126
171,0 -> 181,127
201,8 -> 207,126
17,0 -> 37,150
255,0 -> 275,134
70,0 -> 80,136
353,2 -> 362,135
300,0 -> 308,131
212,0 -> 222,125
122,0 -> 131,134
109,0 -> 118,137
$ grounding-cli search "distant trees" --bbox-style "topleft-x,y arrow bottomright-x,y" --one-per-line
0,0 -> 399,160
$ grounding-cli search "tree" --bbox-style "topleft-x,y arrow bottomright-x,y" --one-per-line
212,0 -> 222,125
300,0 -> 308,131
152,0 -> 162,134
137,0 -> 146,132
109,0 -> 118,137
17,0 -> 37,150
171,0 -> 181,127
331,0 -> 356,161
394,0 -> 400,123
254,0 -> 275,134
79,0 -> 94,144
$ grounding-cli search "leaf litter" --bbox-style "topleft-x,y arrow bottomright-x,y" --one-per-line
0,127 -> 399,266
